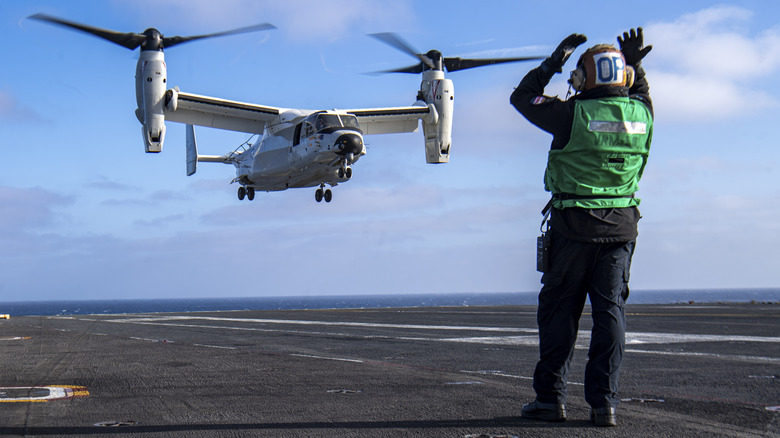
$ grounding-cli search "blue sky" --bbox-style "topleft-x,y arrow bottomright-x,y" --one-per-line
1,0 -> 778,301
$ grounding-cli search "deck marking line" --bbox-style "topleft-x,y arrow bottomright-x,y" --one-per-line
0,385 -> 89,403
626,348 -> 780,363
103,315 -> 537,334
291,353 -> 364,363
98,315 -> 780,344
193,344 -> 237,350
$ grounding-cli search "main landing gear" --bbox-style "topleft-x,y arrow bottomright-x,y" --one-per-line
315,184 -> 332,203
237,186 -> 255,201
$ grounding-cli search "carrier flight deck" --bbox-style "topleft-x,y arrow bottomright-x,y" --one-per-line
0,303 -> 777,437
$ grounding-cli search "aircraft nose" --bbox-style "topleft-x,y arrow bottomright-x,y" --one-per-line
334,133 -> 363,156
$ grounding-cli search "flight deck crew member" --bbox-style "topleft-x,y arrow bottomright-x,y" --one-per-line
510,28 -> 653,427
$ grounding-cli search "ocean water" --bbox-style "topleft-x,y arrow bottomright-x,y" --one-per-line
0,289 -> 777,317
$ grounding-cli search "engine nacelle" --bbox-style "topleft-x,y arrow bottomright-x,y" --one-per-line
135,51 -> 167,153
419,71 -> 453,164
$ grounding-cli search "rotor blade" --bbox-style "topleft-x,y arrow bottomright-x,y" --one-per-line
28,13 -> 145,50
368,32 -> 435,69
162,23 -> 277,48
443,56 -> 546,72
368,32 -> 419,58
368,63 -> 425,75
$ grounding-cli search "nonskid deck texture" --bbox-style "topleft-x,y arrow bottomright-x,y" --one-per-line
0,304 -> 778,437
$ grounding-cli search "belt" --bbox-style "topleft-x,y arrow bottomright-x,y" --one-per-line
542,193 -> 635,215
553,193 -> 635,200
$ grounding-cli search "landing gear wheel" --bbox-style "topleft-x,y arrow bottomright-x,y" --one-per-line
345,167 -> 352,179
247,187 -> 255,201
315,188 -> 324,203
237,186 -> 246,201
338,168 -> 345,178
324,189 -> 332,203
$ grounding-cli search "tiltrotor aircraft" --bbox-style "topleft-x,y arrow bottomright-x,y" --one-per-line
30,14 -> 542,202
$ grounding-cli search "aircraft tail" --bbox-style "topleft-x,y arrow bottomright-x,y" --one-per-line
185,124 -> 231,176
186,124 -> 198,176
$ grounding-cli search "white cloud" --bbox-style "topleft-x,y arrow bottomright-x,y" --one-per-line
83,175 -> 137,192
650,71 -> 777,119
633,190 -> 780,290
644,6 -> 780,121
0,186 -> 71,230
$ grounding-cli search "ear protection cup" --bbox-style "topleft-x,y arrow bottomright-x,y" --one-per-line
569,66 -> 586,91
625,65 -> 635,89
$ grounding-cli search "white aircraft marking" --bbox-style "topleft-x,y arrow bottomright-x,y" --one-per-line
104,315 -> 539,334
53,315 -> 780,364
193,344 -> 237,350
291,354 -> 364,363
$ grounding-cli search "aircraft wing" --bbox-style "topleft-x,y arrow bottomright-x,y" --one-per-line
344,104 -> 432,135
164,89 -> 283,134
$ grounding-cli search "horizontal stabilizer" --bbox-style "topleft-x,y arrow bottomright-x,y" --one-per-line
185,124 -> 232,175
198,155 -> 231,163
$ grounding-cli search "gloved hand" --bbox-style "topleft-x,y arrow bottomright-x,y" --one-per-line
618,27 -> 652,66
541,33 -> 587,73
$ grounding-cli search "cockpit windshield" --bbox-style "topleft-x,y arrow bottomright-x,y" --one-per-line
311,113 -> 362,134
340,115 -> 360,130
314,114 -> 340,131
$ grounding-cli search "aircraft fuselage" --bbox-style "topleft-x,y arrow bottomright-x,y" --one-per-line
234,111 -> 365,192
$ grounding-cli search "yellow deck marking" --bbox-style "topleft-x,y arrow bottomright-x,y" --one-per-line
0,385 -> 89,403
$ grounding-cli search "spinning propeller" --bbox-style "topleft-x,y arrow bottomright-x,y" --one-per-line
368,32 -> 544,74
28,13 -> 276,51
28,13 -> 276,154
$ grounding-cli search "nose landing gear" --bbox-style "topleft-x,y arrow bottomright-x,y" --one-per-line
337,156 -> 353,179
337,166 -> 352,179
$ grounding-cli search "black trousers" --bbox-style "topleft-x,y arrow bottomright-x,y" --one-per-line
532,229 -> 635,409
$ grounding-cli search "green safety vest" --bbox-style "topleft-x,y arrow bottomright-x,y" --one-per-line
545,96 -> 653,209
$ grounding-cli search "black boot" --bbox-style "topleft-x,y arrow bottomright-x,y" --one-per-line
590,406 -> 617,427
521,400 -> 566,422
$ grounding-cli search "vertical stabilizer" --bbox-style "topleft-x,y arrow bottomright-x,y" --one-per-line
186,124 -> 197,176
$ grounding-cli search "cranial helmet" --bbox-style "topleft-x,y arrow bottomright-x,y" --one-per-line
569,44 -> 634,92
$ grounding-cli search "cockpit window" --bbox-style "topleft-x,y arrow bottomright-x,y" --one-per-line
315,114 -> 341,131
339,115 -> 360,130
307,113 -> 362,134
303,121 -> 315,138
